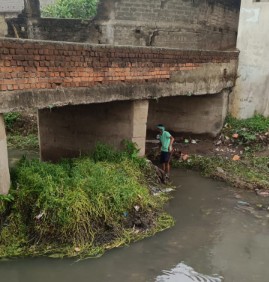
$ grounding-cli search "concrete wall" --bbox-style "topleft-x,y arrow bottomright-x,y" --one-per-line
0,114 -> 10,194
96,0 -> 240,50
230,0 -> 269,118
38,100 -> 148,162
7,0 -> 241,50
148,90 -> 229,137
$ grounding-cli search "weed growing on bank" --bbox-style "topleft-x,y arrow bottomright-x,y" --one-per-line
172,115 -> 269,191
0,143 -> 174,259
3,113 -> 21,130
173,155 -> 269,190
223,115 -> 269,145
4,112 -> 39,150
7,134 -> 39,150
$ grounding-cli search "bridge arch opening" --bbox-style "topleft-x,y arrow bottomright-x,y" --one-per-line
38,100 -> 149,162
147,91 -> 230,141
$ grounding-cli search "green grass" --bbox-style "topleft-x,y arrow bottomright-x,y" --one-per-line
4,112 -> 39,150
173,155 -> 269,190
7,134 -> 39,150
223,115 -> 269,145
0,143 -> 174,259
4,112 -> 21,130
170,115 -> 269,192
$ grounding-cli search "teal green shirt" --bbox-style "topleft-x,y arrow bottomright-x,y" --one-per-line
160,131 -> 171,152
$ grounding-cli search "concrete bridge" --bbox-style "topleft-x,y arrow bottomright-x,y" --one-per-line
0,37 -> 239,194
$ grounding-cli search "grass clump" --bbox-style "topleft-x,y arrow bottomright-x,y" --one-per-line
0,143 -> 173,259
223,115 -> 269,145
4,112 -> 39,150
4,113 -> 21,130
7,134 -> 39,150
173,155 -> 269,190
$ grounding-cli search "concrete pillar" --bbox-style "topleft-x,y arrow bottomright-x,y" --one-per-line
131,100 -> 149,156
0,114 -> 10,195
24,0 -> 41,18
38,100 -> 149,162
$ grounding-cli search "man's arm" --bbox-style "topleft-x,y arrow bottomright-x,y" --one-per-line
169,136 -> 175,152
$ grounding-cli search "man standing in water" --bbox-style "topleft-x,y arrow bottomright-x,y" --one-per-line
157,124 -> 174,177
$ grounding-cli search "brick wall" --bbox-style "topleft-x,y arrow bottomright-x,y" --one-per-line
0,38 -> 238,92
6,0 -> 241,50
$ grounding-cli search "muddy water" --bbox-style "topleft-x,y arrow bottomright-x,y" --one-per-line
2,151 -> 269,282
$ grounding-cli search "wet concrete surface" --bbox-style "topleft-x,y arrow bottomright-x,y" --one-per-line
1,151 -> 269,282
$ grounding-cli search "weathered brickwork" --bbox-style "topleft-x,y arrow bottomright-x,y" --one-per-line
0,38 -> 238,92
6,0 -> 241,50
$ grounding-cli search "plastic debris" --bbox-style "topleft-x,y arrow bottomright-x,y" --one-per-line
35,212 -> 45,220
237,201 -> 250,206
184,139 -> 189,144
191,140 -> 197,144
232,155 -> 240,161
216,167 -> 224,174
232,133 -> 239,139
74,247 -> 81,252
182,154 -> 189,161
216,140 -> 222,146
123,211 -> 128,217
255,189 -> 269,197
134,205 -> 140,212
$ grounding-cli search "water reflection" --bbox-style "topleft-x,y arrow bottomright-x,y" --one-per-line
156,262 -> 223,282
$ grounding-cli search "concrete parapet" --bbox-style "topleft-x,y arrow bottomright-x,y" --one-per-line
0,114 -> 10,194
0,37 -> 238,113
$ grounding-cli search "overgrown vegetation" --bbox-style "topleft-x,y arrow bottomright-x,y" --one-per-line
173,115 -> 269,191
4,112 -> 39,150
42,0 -> 99,19
173,155 -> 269,190
0,143 -> 174,259
223,114 -> 269,145
7,134 -> 39,150
4,112 -> 20,131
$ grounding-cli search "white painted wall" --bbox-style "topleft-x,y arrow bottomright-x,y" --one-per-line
230,0 -> 269,118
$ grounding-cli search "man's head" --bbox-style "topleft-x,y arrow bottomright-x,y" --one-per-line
157,124 -> 165,133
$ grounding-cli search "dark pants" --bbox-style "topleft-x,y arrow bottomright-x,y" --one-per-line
160,151 -> 170,164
